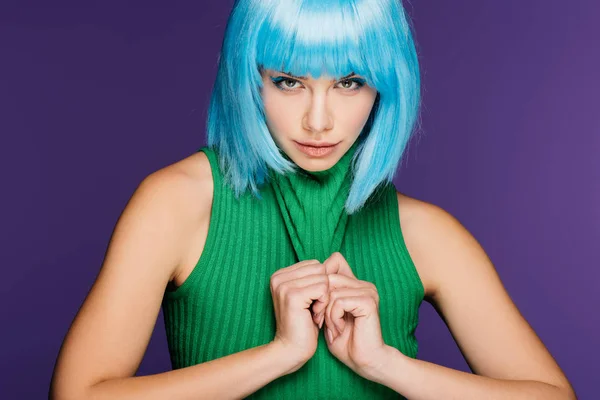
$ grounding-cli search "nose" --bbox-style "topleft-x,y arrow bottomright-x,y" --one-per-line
302,92 -> 333,133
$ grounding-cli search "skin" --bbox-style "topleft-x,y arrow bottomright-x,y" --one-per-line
259,67 -> 378,171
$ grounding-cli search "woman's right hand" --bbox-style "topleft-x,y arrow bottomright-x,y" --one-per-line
269,259 -> 331,368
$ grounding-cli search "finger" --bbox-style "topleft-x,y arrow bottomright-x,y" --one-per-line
325,288 -> 373,336
316,266 -> 365,324
316,277 -> 373,328
277,275 -> 329,310
273,262 -> 325,290
327,273 -> 366,290
321,274 -> 365,329
323,252 -> 356,279
311,294 -> 330,319
328,275 -> 380,308
272,263 -> 330,313
314,306 -> 327,328
271,259 -> 321,281
330,295 -> 377,338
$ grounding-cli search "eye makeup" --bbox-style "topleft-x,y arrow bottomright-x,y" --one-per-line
269,75 -> 367,92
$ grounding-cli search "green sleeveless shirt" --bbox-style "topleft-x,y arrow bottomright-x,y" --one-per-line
162,142 -> 424,399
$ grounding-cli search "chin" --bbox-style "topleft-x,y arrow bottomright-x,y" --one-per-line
292,153 -> 338,172
298,163 -> 332,173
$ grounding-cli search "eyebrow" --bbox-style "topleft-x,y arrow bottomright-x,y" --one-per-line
281,71 -> 357,81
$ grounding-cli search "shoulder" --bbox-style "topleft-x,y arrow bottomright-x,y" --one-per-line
395,190 -> 470,301
139,150 -> 214,281
149,149 -> 213,192
142,150 -> 212,213
394,191 -> 461,236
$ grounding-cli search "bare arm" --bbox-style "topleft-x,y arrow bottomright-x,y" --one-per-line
371,347 -> 575,400
370,195 -> 577,399
50,159 -> 302,400
82,340 -> 295,400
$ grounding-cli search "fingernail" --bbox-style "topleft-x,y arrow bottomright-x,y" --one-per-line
327,328 -> 333,343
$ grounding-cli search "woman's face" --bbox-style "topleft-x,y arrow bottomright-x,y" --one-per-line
260,68 -> 378,172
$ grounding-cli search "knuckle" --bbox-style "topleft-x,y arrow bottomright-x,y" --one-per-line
368,283 -> 378,296
270,274 -> 279,288
277,282 -> 289,297
312,263 -> 325,274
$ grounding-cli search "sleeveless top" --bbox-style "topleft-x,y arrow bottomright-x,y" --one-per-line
161,142 -> 425,399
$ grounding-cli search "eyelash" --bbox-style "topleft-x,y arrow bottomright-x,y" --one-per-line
270,76 -> 366,92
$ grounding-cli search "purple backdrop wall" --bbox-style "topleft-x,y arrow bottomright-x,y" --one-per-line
1,1 -> 597,398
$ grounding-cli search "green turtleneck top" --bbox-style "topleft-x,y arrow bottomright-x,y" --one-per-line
162,142 -> 424,399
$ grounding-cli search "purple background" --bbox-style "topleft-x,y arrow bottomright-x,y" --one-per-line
1,1 -> 597,398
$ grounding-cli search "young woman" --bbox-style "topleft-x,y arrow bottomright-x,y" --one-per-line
51,0 -> 576,399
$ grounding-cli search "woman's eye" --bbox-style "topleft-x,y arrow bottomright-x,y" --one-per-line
270,77 -> 302,91
339,80 -> 353,89
270,76 -> 365,92
282,79 -> 299,89
337,79 -> 366,91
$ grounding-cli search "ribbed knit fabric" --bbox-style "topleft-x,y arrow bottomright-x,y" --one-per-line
268,140 -> 358,263
162,144 -> 425,399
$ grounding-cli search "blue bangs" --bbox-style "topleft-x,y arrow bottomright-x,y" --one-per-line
254,0 -> 405,97
256,1 -> 366,82
206,0 -> 422,213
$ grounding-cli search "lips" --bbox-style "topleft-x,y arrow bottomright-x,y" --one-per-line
293,140 -> 339,157
294,141 -> 338,148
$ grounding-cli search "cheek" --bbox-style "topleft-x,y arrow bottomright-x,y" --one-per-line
334,97 -> 375,131
262,89 -> 290,132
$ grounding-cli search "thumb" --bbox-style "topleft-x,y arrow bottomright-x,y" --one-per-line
323,252 -> 356,279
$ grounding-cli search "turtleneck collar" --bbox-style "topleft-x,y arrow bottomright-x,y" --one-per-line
268,140 -> 359,263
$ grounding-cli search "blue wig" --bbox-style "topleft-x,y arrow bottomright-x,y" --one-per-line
206,0 -> 422,214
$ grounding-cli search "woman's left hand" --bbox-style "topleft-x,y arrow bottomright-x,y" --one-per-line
318,252 -> 390,380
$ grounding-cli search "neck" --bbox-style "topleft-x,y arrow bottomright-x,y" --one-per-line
267,140 -> 359,262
